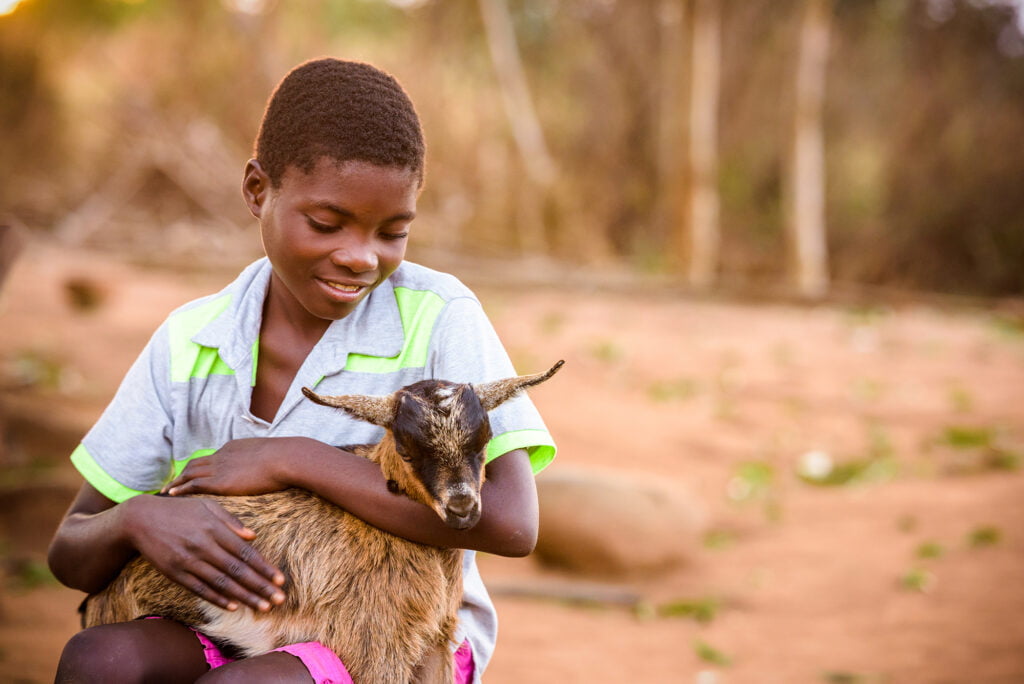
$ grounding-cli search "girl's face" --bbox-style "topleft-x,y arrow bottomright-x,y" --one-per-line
244,157 -> 419,329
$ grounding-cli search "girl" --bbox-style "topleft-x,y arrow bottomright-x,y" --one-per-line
48,58 -> 556,683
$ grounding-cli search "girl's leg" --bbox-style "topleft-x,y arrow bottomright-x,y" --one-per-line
55,618 -> 210,684
198,642 -> 353,684
195,651 -> 315,684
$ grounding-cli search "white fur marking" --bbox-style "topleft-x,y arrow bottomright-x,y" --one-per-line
201,604 -> 278,657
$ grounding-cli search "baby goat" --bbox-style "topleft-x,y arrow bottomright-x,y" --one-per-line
81,361 -> 562,684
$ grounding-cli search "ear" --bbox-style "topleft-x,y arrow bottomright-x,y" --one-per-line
242,159 -> 270,219
301,387 -> 396,427
473,360 -> 564,412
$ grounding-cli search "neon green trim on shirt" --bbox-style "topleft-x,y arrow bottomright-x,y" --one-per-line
169,294 -> 235,383
251,338 -> 259,387
345,287 -> 446,373
173,449 -> 217,479
486,429 -> 557,474
70,444 -> 153,502
71,445 -> 218,503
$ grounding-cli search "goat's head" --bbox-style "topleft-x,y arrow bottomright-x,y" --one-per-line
301,360 -> 563,530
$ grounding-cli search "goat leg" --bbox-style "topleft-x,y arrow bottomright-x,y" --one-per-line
410,643 -> 454,684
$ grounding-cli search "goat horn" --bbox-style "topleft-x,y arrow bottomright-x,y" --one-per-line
301,387 -> 396,427
473,360 -> 564,412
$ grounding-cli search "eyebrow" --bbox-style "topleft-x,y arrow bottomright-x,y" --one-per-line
310,201 -> 416,224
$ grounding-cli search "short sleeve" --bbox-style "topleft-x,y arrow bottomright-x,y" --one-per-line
70,322 -> 176,502
427,297 -> 556,473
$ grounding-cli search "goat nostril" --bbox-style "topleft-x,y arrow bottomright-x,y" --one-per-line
446,494 -> 476,518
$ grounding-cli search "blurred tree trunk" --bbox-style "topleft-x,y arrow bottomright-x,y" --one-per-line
478,0 -> 556,256
685,0 -> 721,290
789,0 -> 832,298
656,0 -> 687,257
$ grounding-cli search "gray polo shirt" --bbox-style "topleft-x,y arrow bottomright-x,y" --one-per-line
70,257 -> 556,679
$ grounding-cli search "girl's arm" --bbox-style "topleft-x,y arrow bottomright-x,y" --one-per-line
47,482 -> 286,611
166,437 -> 539,557
290,444 -> 540,557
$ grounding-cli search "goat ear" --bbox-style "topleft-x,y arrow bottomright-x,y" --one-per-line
301,387 -> 396,427
473,360 -> 564,412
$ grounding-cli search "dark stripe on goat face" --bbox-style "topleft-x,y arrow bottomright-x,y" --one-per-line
392,383 -> 490,529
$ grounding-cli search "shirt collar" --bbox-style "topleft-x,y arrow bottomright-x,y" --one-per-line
191,258 -> 406,375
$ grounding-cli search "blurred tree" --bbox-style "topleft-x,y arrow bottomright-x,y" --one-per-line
879,0 -> 1024,295
717,0 -> 795,285
834,0 -> 1024,295
789,0 -> 832,298
685,0 -> 722,289
654,0 -> 687,260
478,0 -> 556,255
1,0 -> 1022,295
0,26 -> 60,221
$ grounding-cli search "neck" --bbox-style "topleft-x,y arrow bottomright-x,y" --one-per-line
263,273 -> 332,345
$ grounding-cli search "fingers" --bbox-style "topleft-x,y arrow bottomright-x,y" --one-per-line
138,498 -> 286,612
182,555 -> 282,613
208,506 -> 285,587
165,478 -> 204,497
165,458 -> 209,495
170,530 -> 286,612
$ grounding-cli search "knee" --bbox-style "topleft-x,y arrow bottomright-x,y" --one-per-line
195,667 -> 245,684
195,651 -> 316,684
56,626 -> 143,683
55,621 -> 206,684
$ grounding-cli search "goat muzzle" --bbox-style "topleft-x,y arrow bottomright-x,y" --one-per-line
443,492 -> 481,530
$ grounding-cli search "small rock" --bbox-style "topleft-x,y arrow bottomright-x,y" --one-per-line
534,465 -> 708,577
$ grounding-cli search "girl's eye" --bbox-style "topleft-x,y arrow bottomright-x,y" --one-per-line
307,217 -> 336,233
381,232 -> 409,242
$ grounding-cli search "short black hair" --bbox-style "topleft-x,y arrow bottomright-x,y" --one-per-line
254,58 -> 425,187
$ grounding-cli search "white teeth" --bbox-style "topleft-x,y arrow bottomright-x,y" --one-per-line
324,280 -> 361,292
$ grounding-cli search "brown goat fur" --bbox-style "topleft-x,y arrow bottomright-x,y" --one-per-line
82,361 -> 563,684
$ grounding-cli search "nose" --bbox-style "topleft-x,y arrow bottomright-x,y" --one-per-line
444,491 -> 480,529
446,493 -> 477,518
330,236 -> 377,273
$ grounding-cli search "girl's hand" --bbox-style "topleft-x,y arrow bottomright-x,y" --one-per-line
165,437 -> 311,496
121,494 -> 286,612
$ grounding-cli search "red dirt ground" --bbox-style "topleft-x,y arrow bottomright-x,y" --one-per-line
1,241 -> 1023,684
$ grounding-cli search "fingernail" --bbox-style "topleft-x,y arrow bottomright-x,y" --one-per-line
272,591 -> 285,604
258,600 -> 271,612
227,602 -> 239,611
274,573 -> 285,586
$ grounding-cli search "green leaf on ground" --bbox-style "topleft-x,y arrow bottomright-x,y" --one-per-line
915,541 -> 945,559
940,426 -> 994,449
702,529 -> 736,550
590,340 -> 624,363
658,597 -> 719,623
648,378 -> 698,402
899,567 -> 936,593
948,386 -> 973,413
694,640 -> 732,666
821,672 -> 889,683
967,526 -> 1001,548
539,311 -> 566,336
727,461 -> 774,501
797,453 -> 898,487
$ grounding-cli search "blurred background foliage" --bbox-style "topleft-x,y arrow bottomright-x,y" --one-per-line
0,0 -> 1022,297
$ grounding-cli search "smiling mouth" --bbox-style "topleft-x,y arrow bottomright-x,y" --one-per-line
316,277 -> 373,303
321,279 -> 363,293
